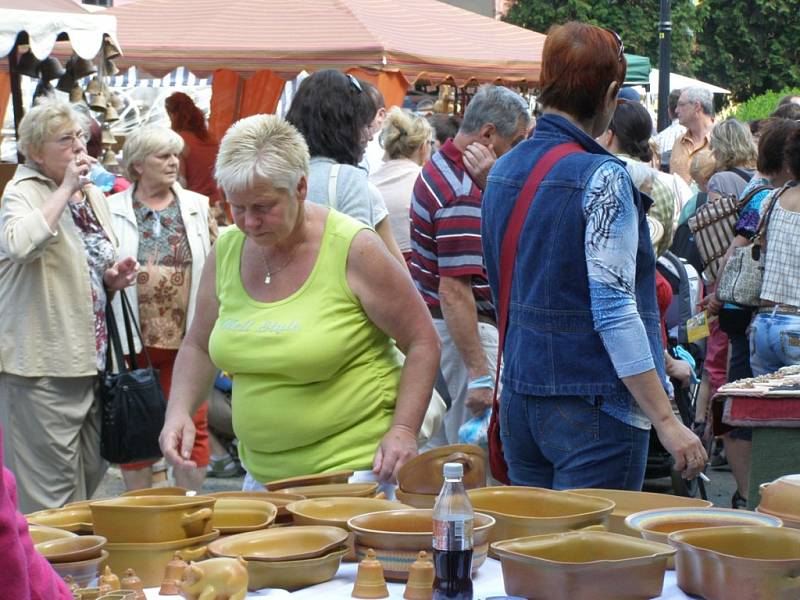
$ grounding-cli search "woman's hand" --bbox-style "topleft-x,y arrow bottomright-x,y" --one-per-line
700,292 -> 722,316
159,411 -> 198,469
665,353 -> 693,389
61,154 -> 92,195
372,424 -> 418,484
654,416 -> 708,480
103,257 -> 139,291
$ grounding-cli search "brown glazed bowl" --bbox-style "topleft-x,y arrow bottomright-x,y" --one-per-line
240,547 -> 348,591
492,530 -> 675,600
467,487 -> 614,546
50,549 -> 108,587
35,534 -> 106,563
278,482 -> 379,499
758,475 -> 800,525
264,470 -> 354,491
397,444 -> 486,494
28,525 -> 78,545
211,498 -> 278,534
347,509 -> 495,580
208,525 -> 349,562
104,530 -> 218,587
394,489 -> 437,509
27,501 -> 93,534
670,526 -> 800,600
120,486 -> 188,497
568,488 -> 712,536
206,490 -> 305,523
91,495 -> 216,543
758,507 -> 800,530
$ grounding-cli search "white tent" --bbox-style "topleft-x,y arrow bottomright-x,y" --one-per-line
649,68 -> 730,95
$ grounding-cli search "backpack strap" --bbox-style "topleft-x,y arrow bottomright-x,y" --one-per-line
327,163 -> 341,209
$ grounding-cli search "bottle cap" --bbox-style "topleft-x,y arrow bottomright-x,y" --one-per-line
443,462 -> 463,479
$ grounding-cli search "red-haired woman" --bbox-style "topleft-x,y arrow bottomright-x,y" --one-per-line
481,21 -> 705,490
165,92 -> 226,223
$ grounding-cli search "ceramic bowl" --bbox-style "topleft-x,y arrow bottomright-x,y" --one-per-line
211,498 -> 278,534
347,509 -> 495,581
91,495 -> 216,543
278,482 -> 379,499
467,487 -> 614,546
394,489 -> 437,509
757,507 -> 800,529
120,486 -> 188,497
28,525 -> 78,545
397,444 -> 486,494
286,497 -> 409,560
35,534 -> 107,563
241,547 -> 348,591
491,531 -> 675,600
104,530 -> 219,587
758,474 -> 800,524
206,491 -> 305,523
568,489 -> 712,536
669,526 -> 800,600
208,525 -> 349,562
264,470 -> 354,491
27,501 -> 93,534
96,591 -> 137,600
50,549 -> 108,587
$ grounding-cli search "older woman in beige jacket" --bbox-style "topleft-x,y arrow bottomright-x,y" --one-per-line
108,126 -> 217,492
0,100 -> 138,513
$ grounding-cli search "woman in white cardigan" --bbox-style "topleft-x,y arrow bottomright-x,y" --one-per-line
108,126 -> 217,492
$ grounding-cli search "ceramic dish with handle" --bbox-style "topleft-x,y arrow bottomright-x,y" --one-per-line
394,489 -> 437,509
277,482 -> 379,499
50,549 -> 108,588
264,470 -> 353,491
211,498 -> 277,534
757,507 -> 800,530
669,526 -> 800,600
347,508 -> 495,580
91,495 -> 216,543
491,530 -> 675,600
120,486 -> 188,497
758,474 -> 800,525
208,525 -> 349,562
35,534 -> 106,564
206,490 -> 305,523
104,529 -> 219,587
241,547 -> 348,591
397,443 -> 485,494
28,525 -> 78,545
467,486 -> 614,545
568,488 -> 713,536
27,500 -> 93,534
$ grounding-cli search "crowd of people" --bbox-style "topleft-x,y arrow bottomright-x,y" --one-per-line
1,22 -> 798,528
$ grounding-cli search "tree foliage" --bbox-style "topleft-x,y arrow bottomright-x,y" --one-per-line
734,88 -> 800,123
504,0 -> 699,76
694,0 -> 800,102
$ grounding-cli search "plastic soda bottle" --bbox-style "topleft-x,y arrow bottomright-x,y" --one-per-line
432,462 -> 473,600
88,162 -> 116,192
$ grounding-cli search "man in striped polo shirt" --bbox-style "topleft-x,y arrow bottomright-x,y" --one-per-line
409,86 -> 530,446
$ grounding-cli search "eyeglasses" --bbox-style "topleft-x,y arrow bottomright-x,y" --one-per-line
605,28 -> 625,62
346,73 -> 363,93
51,129 -> 89,149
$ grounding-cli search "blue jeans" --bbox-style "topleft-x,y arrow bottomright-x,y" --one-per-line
499,390 -> 649,490
750,312 -> 800,376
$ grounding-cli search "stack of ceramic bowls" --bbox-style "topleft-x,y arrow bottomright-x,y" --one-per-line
35,534 -> 108,587
756,474 -> 800,528
89,495 -> 219,587
396,444 -> 486,507
208,525 -> 349,591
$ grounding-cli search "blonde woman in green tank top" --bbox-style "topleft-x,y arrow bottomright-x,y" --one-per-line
158,115 -> 441,486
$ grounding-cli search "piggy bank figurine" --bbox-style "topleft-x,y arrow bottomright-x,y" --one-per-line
180,556 -> 249,600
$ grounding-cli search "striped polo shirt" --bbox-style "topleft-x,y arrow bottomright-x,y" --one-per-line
409,139 -> 495,321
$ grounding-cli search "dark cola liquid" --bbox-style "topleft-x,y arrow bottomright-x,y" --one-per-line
432,548 -> 473,600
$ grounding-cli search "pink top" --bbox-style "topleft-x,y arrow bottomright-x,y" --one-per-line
179,131 -> 222,204
0,429 -> 72,600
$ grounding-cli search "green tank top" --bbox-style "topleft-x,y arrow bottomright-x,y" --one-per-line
208,210 -> 402,482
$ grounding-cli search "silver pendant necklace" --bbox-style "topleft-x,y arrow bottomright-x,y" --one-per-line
260,245 -> 296,285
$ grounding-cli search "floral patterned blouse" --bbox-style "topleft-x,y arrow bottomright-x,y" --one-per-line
68,198 -> 116,370
133,196 -> 192,349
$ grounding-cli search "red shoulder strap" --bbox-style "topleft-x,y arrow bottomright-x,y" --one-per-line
488,142 -> 584,483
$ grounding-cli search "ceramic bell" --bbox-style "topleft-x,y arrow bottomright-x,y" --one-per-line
99,566 -> 121,591
37,56 -> 65,81
104,38 -> 122,60
86,76 -> 104,95
89,93 -> 108,112
403,551 -> 434,600
352,549 -> 389,599
103,104 -> 120,123
120,569 -> 145,599
69,85 -> 85,104
67,55 -> 97,79
179,556 -> 249,600
102,148 -> 119,167
14,49 -> 40,77
103,58 -> 120,77
101,124 -> 116,145
160,551 -> 188,595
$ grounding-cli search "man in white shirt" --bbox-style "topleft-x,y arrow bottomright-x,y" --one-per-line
653,88 -> 686,168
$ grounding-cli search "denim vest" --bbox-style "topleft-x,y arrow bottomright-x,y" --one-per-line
482,114 -> 665,429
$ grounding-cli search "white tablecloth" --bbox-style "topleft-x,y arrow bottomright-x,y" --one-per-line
144,558 -> 692,599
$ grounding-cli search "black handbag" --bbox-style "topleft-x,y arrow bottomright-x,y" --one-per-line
100,290 -> 166,464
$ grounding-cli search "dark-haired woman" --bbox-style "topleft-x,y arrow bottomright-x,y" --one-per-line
286,70 -> 403,263
165,92 -> 225,223
481,21 -> 705,490
598,100 -> 678,256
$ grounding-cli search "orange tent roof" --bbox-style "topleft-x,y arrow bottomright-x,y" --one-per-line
109,0 -> 545,85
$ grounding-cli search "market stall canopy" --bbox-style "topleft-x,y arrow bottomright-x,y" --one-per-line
624,53 -> 651,87
649,68 -> 730,95
107,0 -> 545,86
0,0 -> 119,60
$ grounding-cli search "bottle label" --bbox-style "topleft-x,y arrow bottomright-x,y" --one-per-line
433,518 -> 474,551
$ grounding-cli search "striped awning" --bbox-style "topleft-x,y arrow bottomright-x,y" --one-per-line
107,0 -> 544,86
84,65 -> 212,88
